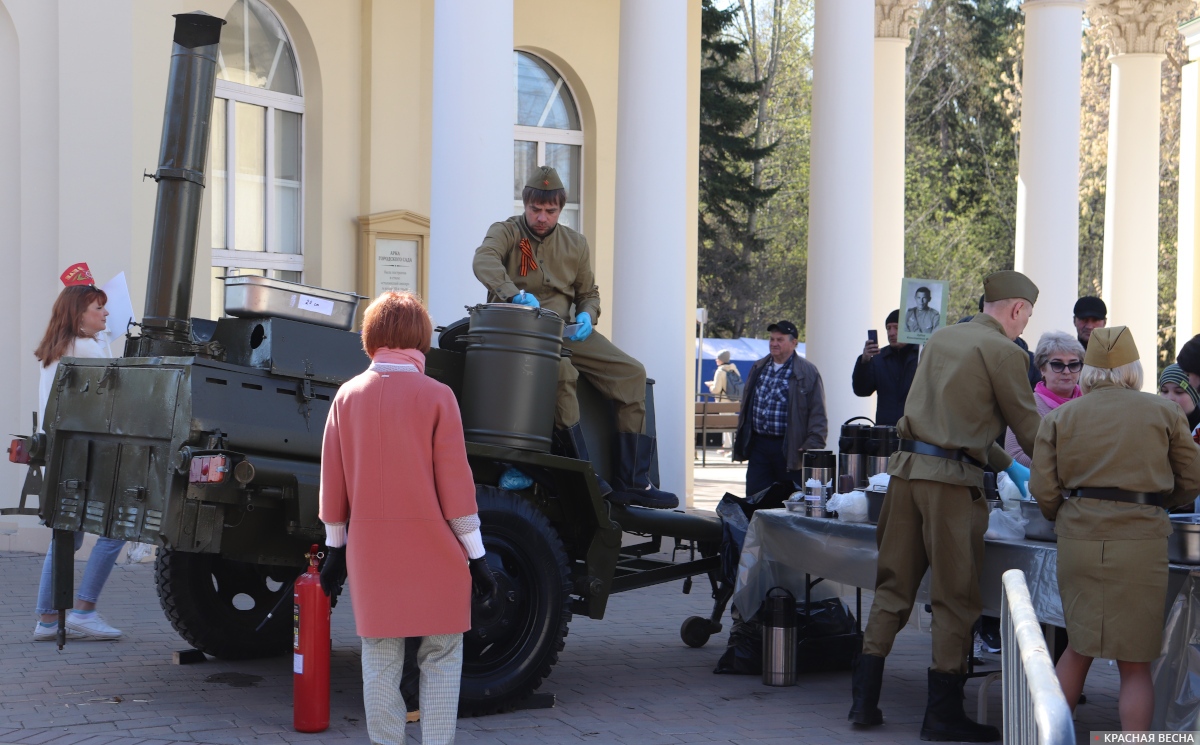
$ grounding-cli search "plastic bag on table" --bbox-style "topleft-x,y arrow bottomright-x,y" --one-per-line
996,470 -> 1025,504
984,505 -> 1027,540
826,491 -> 869,523
867,472 -> 890,491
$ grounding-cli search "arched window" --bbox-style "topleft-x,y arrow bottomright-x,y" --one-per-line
209,0 -> 304,316
514,52 -> 583,232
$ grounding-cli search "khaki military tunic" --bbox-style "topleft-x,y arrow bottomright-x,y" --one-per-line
863,314 -> 1042,674
473,216 -> 646,432
1029,382 -> 1200,661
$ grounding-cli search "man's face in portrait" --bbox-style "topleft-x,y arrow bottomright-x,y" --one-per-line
915,289 -> 931,310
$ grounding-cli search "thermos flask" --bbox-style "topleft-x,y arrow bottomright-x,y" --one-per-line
761,587 -> 797,686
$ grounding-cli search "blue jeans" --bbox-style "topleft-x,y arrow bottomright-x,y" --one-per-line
36,532 -> 126,615
745,434 -> 803,498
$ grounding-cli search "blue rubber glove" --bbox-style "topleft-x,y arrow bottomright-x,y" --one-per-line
510,290 -> 539,308
499,466 -> 533,491
1004,461 -> 1030,497
569,312 -> 593,342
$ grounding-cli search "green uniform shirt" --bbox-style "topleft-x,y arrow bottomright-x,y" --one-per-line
1029,382 -> 1200,539
472,215 -> 602,324
888,313 -> 1042,488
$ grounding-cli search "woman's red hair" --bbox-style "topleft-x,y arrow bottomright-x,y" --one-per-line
361,291 -> 433,357
34,285 -> 108,367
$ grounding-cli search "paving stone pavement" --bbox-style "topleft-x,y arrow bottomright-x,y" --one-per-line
0,458 -> 1124,744
0,551 -> 1124,745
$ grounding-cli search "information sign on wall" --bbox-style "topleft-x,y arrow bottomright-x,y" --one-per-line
375,238 -> 420,295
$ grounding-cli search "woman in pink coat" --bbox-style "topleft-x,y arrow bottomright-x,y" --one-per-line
318,291 -> 498,745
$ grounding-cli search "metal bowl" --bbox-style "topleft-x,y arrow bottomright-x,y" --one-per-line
1019,499 -> 1057,542
1169,514 -> 1200,565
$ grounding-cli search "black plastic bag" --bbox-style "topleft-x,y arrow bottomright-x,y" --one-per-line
714,596 -> 860,675
714,606 -> 763,675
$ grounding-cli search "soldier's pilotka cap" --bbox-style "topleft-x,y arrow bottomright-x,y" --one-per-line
982,270 -> 1039,305
525,165 -> 565,191
1084,326 -> 1139,369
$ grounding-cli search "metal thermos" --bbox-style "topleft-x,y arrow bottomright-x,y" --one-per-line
837,417 -> 873,491
762,587 -> 797,686
867,426 -> 899,479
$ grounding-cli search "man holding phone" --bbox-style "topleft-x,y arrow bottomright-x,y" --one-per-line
852,310 -> 918,426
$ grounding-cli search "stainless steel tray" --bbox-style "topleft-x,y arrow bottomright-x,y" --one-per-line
1169,514 -> 1200,565
223,276 -> 366,331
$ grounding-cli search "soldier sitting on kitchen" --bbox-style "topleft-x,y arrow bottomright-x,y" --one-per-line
472,166 -> 676,509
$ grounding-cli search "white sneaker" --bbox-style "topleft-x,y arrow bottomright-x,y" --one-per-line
65,611 -> 122,639
33,621 -> 84,642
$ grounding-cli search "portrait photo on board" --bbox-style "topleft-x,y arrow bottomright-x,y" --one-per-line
898,277 -> 949,345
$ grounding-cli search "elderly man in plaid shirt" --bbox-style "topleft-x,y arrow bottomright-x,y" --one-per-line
732,320 -> 828,496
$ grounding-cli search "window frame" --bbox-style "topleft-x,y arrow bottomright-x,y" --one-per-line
513,52 -> 584,232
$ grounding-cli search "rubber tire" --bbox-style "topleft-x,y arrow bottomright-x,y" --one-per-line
155,548 -> 295,660
680,615 -> 713,648
459,485 -> 572,716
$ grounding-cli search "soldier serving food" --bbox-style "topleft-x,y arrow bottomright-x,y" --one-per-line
1030,326 -> 1200,731
473,166 -> 676,509
849,270 -> 1043,743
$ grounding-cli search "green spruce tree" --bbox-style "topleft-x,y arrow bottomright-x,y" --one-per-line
698,0 -> 778,339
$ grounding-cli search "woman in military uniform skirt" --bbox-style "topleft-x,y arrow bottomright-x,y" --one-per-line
1030,326 -> 1200,731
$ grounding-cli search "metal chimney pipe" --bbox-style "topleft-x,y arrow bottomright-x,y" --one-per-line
141,11 -> 225,345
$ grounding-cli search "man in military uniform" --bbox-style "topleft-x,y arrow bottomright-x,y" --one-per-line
905,286 -> 940,334
849,270 -> 1043,743
473,166 -> 676,509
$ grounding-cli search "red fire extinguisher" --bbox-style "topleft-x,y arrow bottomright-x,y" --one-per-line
294,544 -> 330,733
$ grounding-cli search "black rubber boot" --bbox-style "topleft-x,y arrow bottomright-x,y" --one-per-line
610,432 -> 678,509
919,668 -> 1000,742
848,653 -> 885,726
554,424 -> 612,496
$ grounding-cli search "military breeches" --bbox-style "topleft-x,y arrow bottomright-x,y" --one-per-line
557,331 -> 647,433
861,476 -> 989,674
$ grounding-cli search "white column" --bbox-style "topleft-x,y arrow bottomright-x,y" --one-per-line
428,0 -> 512,327
872,1 -> 920,330
1014,0 -> 1086,345
612,0 -> 690,495
1090,0 -> 1191,374
1177,18 -> 1200,347
807,0 -> 875,429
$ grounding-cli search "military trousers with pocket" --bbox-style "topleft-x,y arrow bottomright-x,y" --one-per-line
861,475 -> 989,674
557,330 -> 647,433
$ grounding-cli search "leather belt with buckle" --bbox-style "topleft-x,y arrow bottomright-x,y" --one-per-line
898,439 -> 984,469
1069,487 -> 1163,507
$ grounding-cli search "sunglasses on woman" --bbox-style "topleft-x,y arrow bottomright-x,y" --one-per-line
1047,360 -> 1083,373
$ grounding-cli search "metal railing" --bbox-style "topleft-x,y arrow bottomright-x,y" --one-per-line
999,569 -> 1075,745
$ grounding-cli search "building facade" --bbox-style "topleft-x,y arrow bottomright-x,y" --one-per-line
0,0 -> 702,543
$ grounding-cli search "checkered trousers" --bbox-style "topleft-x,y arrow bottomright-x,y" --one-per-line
361,633 -> 463,745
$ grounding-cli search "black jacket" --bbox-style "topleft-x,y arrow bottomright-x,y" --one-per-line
851,343 -> 919,426
732,353 -> 828,471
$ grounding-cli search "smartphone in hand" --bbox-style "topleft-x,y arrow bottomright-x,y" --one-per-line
563,323 -> 582,340
867,329 -> 878,344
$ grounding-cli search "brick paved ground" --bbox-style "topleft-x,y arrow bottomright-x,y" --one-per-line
0,456 -> 1124,745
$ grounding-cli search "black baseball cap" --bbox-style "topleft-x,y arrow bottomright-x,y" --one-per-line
767,320 -> 798,338
1073,296 -> 1107,320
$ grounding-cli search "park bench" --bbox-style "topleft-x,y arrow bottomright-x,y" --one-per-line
694,394 -> 741,467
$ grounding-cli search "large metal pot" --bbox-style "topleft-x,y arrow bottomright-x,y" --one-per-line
1169,514 -> 1200,565
1019,499 -> 1057,542
461,303 -> 564,452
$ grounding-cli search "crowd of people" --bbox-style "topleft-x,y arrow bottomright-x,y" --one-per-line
705,274 -> 1200,739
